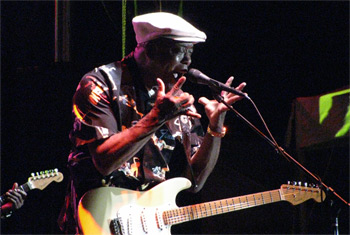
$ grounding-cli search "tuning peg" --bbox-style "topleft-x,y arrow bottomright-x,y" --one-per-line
32,172 -> 40,179
304,182 -> 308,187
298,181 -> 302,186
38,172 -> 44,179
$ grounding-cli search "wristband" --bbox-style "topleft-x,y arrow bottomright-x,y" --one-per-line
207,126 -> 226,138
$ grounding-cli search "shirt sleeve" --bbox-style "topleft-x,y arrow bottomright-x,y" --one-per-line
69,72 -> 119,147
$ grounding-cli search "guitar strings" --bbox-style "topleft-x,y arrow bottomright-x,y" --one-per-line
164,192 -> 282,224
164,188 -> 320,224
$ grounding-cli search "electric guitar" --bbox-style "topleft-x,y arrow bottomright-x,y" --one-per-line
78,177 -> 325,235
0,168 -> 64,205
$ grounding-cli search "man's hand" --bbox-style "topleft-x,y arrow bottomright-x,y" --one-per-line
154,76 -> 201,122
198,76 -> 247,131
5,182 -> 27,210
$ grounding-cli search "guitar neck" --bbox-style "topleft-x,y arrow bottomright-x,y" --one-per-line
163,188 -> 282,226
19,182 -> 32,192
0,169 -> 63,206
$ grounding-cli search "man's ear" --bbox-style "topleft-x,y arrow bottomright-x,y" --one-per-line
145,42 -> 158,60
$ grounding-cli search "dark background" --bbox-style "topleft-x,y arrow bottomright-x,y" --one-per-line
1,1 -> 349,234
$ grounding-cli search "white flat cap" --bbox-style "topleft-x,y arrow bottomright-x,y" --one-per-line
132,12 -> 207,44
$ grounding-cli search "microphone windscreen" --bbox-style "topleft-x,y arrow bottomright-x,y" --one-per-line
187,68 -> 202,84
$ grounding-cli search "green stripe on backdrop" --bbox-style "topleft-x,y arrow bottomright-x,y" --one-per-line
178,0 -> 183,17
134,0 -> 138,16
122,0 -> 127,57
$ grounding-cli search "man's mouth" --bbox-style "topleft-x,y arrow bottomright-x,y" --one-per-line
173,70 -> 188,79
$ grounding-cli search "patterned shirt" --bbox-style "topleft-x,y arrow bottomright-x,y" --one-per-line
67,53 -> 204,199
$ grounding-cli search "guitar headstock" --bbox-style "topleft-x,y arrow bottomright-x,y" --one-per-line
28,168 -> 64,190
280,182 -> 326,205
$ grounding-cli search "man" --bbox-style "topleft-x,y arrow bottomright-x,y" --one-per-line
58,12 -> 246,233
1,183 -> 27,219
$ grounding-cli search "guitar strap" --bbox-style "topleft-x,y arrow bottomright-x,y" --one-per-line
179,117 -> 198,188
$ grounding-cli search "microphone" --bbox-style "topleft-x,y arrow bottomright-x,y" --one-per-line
187,68 -> 250,99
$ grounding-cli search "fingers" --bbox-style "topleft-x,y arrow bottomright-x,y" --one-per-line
155,76 -> 202,120
198,97 -> 210,106
157,76 -> 186,97
6,188 -> 26,209
175,92 -> 194,108
221,81 -> 247,101
156,78 -> 165,97
225,76 -> 234,86
8,182 -> 27,199
12,182 -> 19,190
221,76 -> 247,96
221,76 -> 234,96
6,188 -> 27,198
173,94 -> 201,118
184,110 -> 201,119
170,76 -> 186,96
236,82 -> 246,91
224,76 -> 247,89
170,77 -> 202,118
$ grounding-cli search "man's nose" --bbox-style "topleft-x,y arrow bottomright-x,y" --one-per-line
182,53 -> 192,66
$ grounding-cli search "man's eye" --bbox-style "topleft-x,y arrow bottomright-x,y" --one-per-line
171,48 -> 182,54
171,47 -> 193,55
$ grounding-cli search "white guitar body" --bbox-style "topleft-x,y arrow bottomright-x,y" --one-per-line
78,177 -> 324,235
78,177 -> 192,235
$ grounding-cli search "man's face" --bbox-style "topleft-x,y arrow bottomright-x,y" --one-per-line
149,41 -> 194,82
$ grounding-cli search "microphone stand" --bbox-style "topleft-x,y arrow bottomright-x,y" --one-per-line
208,85 -> 349,234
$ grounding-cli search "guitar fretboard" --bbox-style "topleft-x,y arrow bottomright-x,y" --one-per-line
20,182 -> 31,192
163,189 -> 282,225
